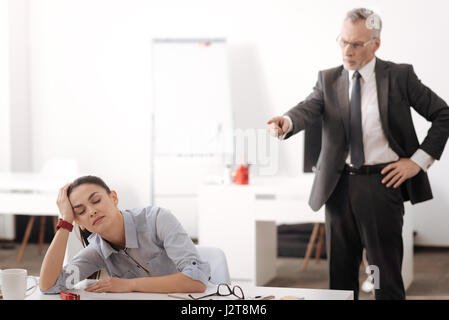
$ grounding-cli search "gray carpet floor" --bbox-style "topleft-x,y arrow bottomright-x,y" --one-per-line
1,243 -> 449,300
267,246 -> 449,300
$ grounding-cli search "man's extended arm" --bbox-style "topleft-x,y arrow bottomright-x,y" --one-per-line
283,71 -> 325,139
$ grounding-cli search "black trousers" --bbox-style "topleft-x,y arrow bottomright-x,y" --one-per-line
325,169 -> 406,300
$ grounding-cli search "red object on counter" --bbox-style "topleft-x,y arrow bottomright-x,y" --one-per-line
234,165 -> 249,185
60,291 -> 80,300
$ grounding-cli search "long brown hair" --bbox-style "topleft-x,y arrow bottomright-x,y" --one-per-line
68,175 -> 112,280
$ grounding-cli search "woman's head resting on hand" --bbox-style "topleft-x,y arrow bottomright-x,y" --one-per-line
67,175 -> 120,234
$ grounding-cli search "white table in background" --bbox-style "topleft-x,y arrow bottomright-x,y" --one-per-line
197,176 -> 414,289
0,172 -> 71,262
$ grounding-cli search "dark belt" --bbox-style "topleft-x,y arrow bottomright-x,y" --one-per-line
342,162 -> 394,175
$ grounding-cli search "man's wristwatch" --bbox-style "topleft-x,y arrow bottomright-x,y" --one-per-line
56,219 -> 73,232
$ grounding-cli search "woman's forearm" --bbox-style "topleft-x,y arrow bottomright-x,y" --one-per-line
39,228 -> 70,291
130,273 -> 206,293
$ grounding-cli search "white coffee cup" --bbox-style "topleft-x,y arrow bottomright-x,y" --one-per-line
0,269 -> 38,300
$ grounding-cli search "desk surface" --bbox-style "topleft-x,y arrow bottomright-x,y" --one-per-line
26,278 -> 353,300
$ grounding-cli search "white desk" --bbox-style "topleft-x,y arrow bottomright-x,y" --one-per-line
198,176 -> 414,289
25,278 -> 353,300
0,172 -> 65,215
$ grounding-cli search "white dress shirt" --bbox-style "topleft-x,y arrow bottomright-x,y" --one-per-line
280,57 -> 434,171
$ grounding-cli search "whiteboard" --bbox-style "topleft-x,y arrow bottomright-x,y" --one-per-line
151,39 -> 234,156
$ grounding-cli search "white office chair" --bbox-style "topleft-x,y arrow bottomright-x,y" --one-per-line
63,225 -> 85,267
196,245 -> 231,285
64,230 -> 231,285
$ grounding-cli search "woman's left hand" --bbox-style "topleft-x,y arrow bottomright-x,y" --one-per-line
85,277 -> 135,293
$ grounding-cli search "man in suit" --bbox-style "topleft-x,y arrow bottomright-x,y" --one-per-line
267,8 -> 449,300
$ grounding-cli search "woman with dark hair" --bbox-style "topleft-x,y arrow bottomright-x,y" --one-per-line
39,175 -> 210,294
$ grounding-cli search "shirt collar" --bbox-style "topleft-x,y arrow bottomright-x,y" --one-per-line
122,209 -> 139,249
87,210 -> 139,259
347,56 -> 376,81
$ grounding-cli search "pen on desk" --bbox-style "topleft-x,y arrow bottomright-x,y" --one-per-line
258,295 -> 275,300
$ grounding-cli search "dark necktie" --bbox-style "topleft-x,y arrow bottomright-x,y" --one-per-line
350,71 -> 364,169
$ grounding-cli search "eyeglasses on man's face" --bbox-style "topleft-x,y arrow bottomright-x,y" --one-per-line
188,283 -> 245,300
336,35 -> 377,50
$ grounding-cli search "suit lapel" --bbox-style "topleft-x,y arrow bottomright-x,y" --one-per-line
334,68 -> 350,144
375,57 -> 390,139
333,58 -> 390,146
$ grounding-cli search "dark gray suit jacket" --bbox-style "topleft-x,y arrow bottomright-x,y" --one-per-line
285,57 -> 449,211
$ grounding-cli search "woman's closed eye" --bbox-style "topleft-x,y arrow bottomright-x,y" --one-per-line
75,199 -> 101,215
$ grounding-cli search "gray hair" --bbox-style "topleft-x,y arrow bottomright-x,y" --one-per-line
345,8 -> 382,39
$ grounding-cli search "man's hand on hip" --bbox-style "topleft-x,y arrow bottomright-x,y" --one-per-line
267,116 -> 290,137
381,158 -> 421,188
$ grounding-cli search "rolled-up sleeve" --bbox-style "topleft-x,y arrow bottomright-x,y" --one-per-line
40,245 -> 104,294
154,208 -> 211,286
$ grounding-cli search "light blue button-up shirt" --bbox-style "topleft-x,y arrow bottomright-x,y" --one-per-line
41,206 -> 211,294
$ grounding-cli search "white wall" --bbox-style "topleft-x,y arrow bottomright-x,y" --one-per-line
9,0 -> 31,172
0,1 -> 11,239
19,0 -> 449,243
0,0 -> 11,172
0,0 -> 29,240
